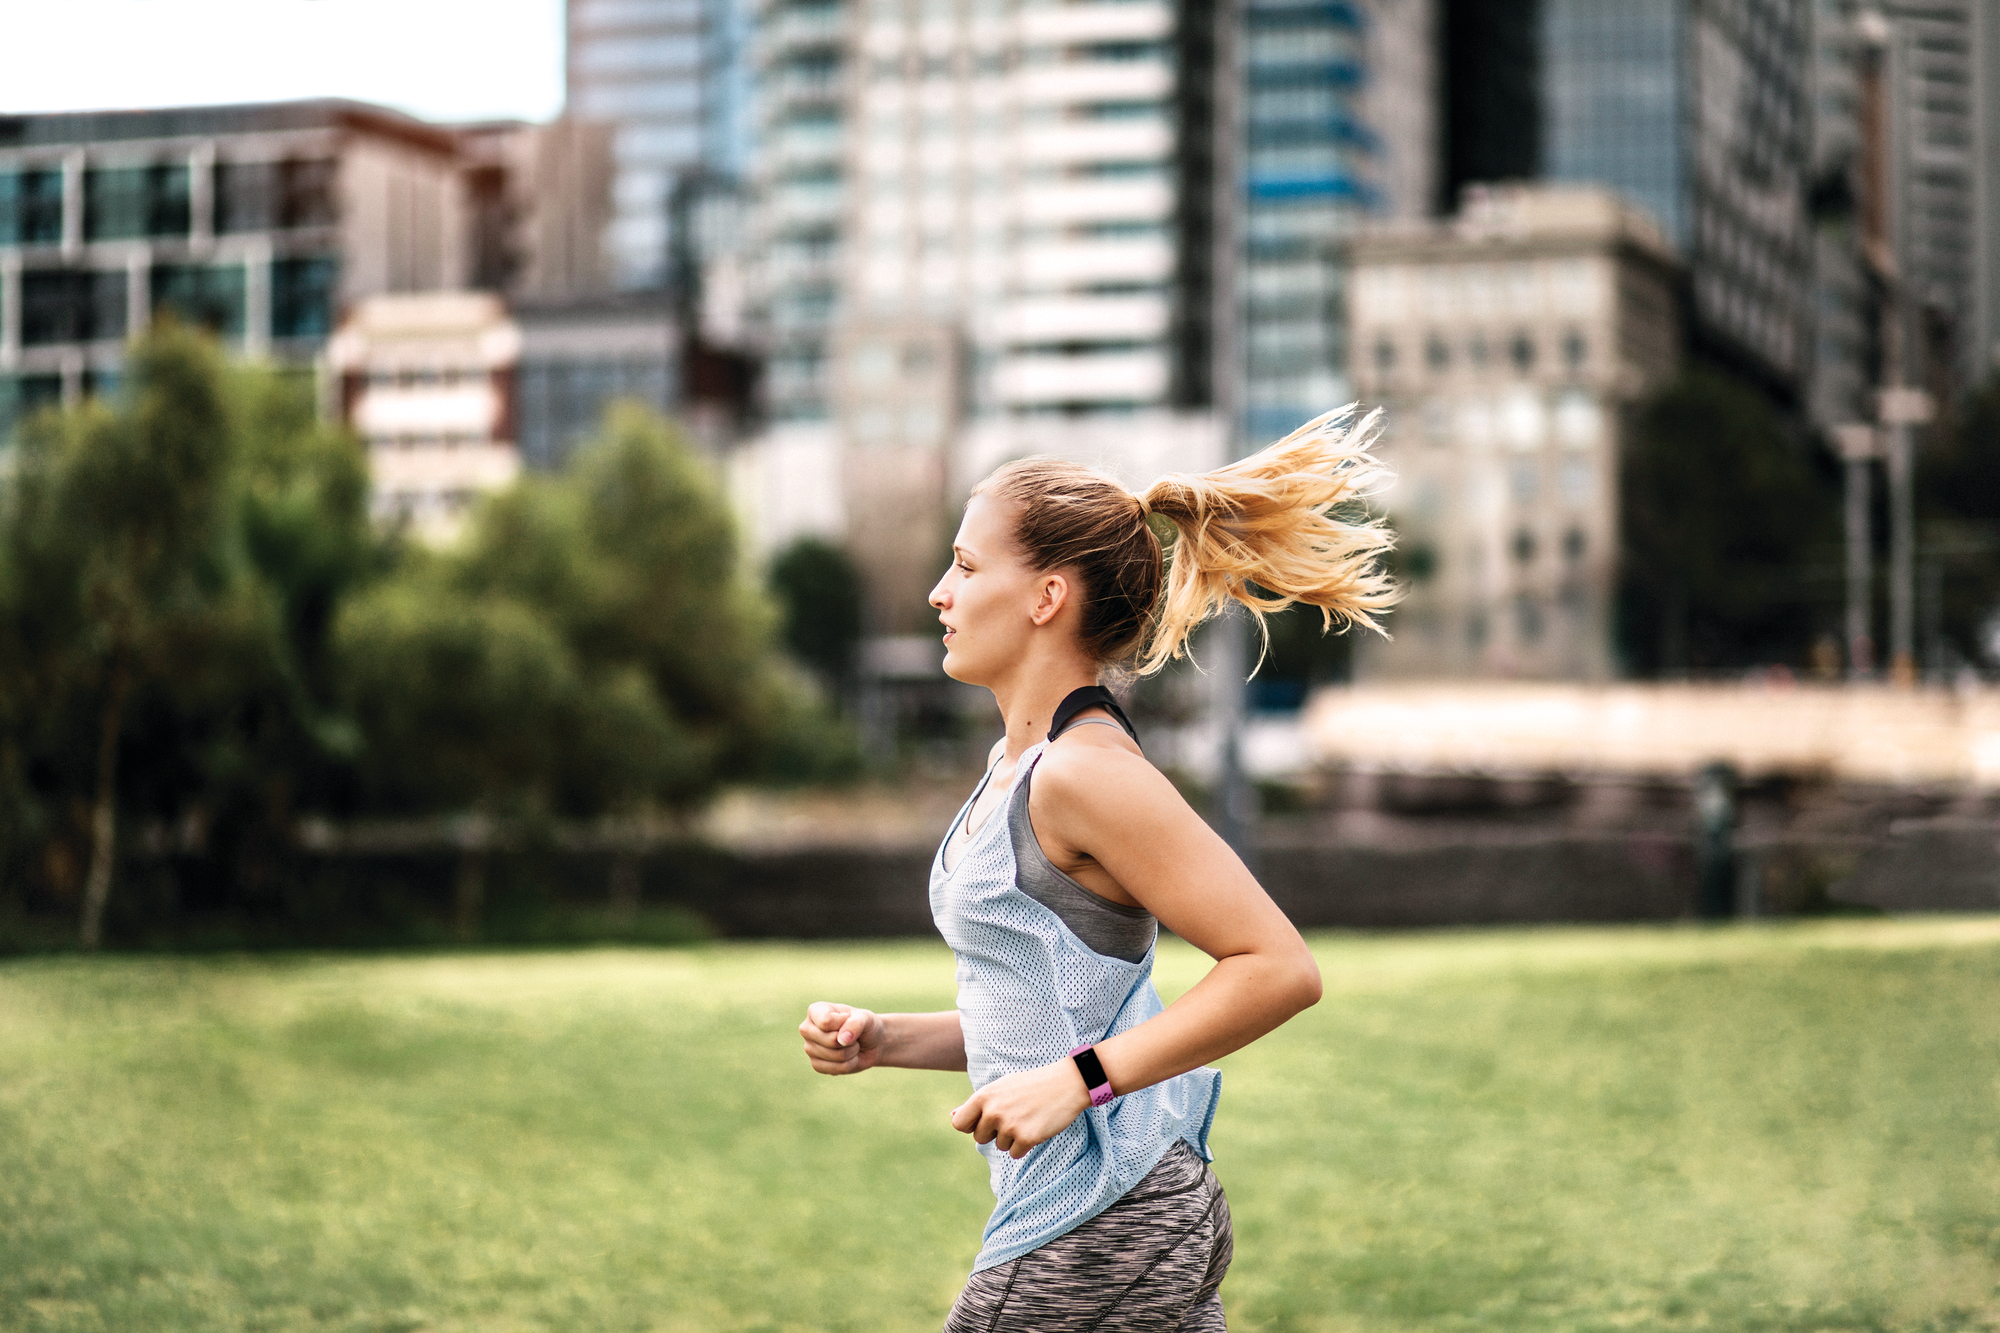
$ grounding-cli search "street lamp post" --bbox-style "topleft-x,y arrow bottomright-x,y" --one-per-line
1203,0 -> 1260,862
1834,423 -> 1879,678
1881,385 -> 1934,683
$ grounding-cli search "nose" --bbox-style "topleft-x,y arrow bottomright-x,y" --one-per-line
928,577 -> 950,610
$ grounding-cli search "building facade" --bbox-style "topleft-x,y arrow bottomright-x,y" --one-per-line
568,0 -> 758,291
327,291 -> 523,543
1537,0 -> 1811,401
1240,0 -> 1437,443
514,294 -> 679,471
0,100 -> 470,438
1806,0 -> 1997,433
1348,186 -> 1682,680
741,0 -> 1231,643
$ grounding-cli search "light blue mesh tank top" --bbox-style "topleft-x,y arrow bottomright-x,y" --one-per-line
930,737 -> 1223,1271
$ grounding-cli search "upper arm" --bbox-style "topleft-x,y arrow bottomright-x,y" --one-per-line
1031,750 -> 1304,964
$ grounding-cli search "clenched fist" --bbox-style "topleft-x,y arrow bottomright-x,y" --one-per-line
949,1059 -> 1092,1160
800,1001 -> 885,1075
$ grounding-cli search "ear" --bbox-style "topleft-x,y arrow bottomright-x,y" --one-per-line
1029,572 -> 1071,627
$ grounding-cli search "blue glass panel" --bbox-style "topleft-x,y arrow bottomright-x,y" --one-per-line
1247,174 -> 1373,202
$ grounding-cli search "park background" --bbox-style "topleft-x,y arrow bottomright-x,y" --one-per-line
3,0 -> 2000,1329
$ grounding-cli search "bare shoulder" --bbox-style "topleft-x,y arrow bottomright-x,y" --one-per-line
986,735 -> 1006,767
1032,730 -> 1184,823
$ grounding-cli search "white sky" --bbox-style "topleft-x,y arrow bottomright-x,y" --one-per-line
0,0 -> 566,125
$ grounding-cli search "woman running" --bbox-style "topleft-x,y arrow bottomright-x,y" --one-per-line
799,406 -> 1397,1332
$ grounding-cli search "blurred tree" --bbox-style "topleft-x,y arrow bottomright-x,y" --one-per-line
1618,371 -> 1840,675
1916,372 -> 2000,667
339,400 -> 850,828
1,372 -> 854,948
1,324 -> 250,946
767,536 -> 865,693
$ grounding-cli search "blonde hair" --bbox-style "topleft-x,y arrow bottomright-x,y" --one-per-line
971,404 -> 1398,677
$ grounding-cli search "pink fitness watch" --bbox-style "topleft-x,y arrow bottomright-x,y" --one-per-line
1069,1044 -> 1116,1108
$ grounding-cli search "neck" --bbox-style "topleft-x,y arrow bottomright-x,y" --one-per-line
988,657 -> 1099,762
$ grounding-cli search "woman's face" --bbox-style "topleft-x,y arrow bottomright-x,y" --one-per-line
929,494 -> 1047,685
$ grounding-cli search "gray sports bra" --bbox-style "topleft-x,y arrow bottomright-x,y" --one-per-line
1008,718 -> 1157,963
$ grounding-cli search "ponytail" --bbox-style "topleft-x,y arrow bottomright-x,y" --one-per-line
972,404 -> 1398,678
1138,404 -> 1397,674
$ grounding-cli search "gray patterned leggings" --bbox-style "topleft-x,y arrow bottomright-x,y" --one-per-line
943,1142 -> 1233,1333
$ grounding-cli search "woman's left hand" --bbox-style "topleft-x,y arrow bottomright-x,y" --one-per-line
950,1059 -> 1092,1160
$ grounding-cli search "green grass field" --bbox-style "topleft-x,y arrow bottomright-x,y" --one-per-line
2,920 -> 1997,1333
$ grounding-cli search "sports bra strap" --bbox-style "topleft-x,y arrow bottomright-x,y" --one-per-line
1047,685 -> 1142,749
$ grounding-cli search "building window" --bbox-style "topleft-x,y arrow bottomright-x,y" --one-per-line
272,257 -> 338,339
1511,527 -> 1536,564
1510,460 -> 1540,503
1563,527 -> 1586,561
20,269 -> 127,346
0,169 -> 64,246
1514,593 -> 1543,643
1562,328 -> 1587,370
150,263 -> 246,339
1373,338 -> 1396,373
1425,335 -> 1450,371
1508,332 -> 1535,372
0,373 -> 65,439
84,164 -> 191,242
216,158 -> 339,234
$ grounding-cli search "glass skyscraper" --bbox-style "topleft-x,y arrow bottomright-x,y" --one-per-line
1239,0 -> 1373,443
1539,0 -> 1812,395
568,0 -> 757,291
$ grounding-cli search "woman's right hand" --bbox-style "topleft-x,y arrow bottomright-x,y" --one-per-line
800,1002 -> 885,1075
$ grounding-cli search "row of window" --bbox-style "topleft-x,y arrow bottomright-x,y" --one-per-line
1373,329 -> 1589,377
366,433 -> 500,450
7,257 -> 337,345
361,367 -> 499,390
0,160 -> 337,247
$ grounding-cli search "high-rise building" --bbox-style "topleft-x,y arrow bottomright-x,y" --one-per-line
1538,0 -> 1812,401
1808,0 -> 1995,423
1438,0 -> 1538,210
740,0 -> 1231,643
1979,1 -> 2000,383
0,100 -> 473,438
1348,185 -> 1682,680
1238,0 -> 1438,443
568,0 -> 759,291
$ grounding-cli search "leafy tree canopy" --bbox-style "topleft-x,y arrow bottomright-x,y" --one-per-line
1618,370 -> 1840,674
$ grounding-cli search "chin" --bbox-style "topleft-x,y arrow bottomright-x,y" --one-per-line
940,643 -> 990,687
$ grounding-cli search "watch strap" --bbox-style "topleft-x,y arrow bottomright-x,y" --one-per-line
1069,1044 -> 1115,1108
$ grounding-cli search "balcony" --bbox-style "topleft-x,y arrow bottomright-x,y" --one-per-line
768,179 -> 848,226
1015,63 -> 1172,107
1019,2 -> 1172,46
1015,179 -> 1173,224
1015,236 -> 1173,287
1016,121 -> 1172,167
766,3 -> 847,49
998,294 -> 1170,343
993,349 -> 1168,404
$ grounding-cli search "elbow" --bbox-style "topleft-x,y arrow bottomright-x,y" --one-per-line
1288,947 -> 1323,1014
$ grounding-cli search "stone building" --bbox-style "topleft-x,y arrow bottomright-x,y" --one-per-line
326,291 -> 523,544
1347,185 -> 1681,681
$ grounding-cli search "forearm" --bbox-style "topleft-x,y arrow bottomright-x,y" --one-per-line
1092,945 -> 1319,1096
878,1009 -> 968,1071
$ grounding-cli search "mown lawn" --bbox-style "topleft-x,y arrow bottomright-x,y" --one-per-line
2,919 -> 1997,1333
